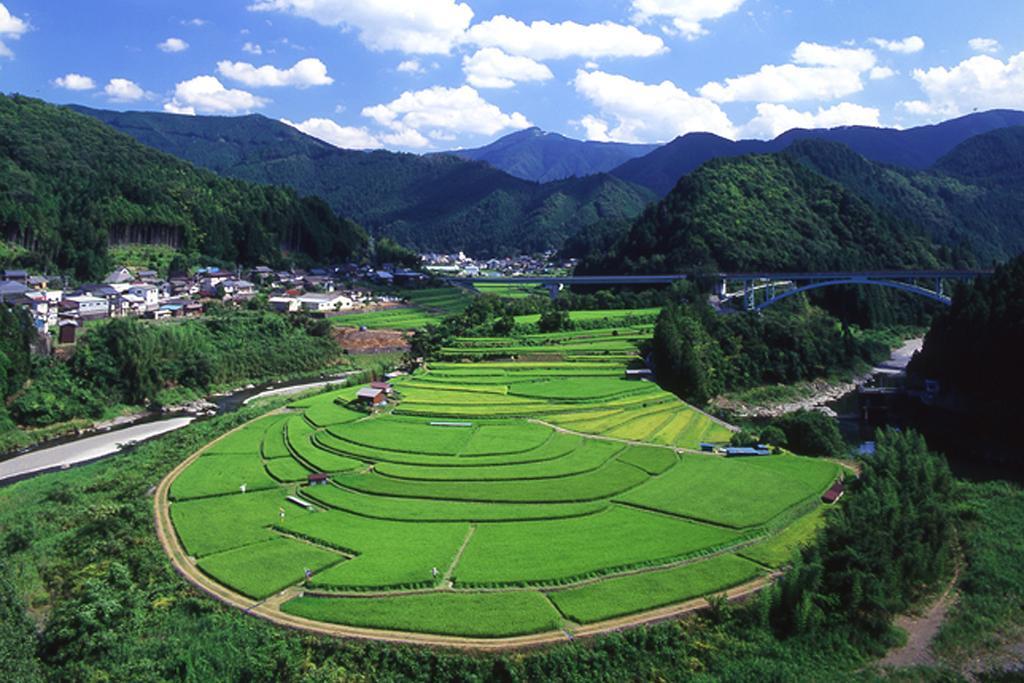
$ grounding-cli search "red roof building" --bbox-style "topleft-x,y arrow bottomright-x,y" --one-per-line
822,480 -> 845,504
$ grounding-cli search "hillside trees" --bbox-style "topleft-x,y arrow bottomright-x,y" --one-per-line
767,429 -> 954,641
0,95 -> 368,279
651,300 -> 886,404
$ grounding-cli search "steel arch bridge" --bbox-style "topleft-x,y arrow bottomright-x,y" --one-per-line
716,271 -> 990,311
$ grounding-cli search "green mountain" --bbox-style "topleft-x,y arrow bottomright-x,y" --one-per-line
444,127 -> 658,183
72,107 -> 656,255
577,151 -> 942,275
786,132 -> 1024,264
0,95 -> 367,279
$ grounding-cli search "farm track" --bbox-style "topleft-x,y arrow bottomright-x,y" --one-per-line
155,412 -> 779,650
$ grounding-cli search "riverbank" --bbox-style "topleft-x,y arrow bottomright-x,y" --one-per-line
711,338 -> 923,419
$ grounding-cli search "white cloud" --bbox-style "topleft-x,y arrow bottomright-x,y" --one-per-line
54,73 -> 96,91
158,37 -> 189,53
462,48 -> 553,89
104,78 -> 146,102
573,69 -> 735,143
242,42 -> 263,55
631,0 -> 745,40
465,15 -> 665,60
164,75 -> 269,115
362,85 -> 531,146
281,117 -> 382,149
397,59 -> 424,74
0,3 -> 28,37
700,64 -> 866,103
217,57 -> 333,88
742,102 -> 882,138
792,42 -> 876,71
378,128 -> 429,148
181,18 -> 207,27
968,37 -> 1000,54
906,51 -> 1024,117
700,42 -> 876,103
248,0 -> 474,54
870,66 -> 896,80
869,36 -> 925,54
0,2 -> 28,58
899,100 -> 933,116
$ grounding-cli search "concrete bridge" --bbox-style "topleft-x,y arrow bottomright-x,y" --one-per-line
447,270 -> 991,308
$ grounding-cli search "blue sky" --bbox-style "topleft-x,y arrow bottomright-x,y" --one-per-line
2,1 -> 1022,151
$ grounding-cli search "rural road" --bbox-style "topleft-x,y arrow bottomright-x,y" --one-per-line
874,338 -> 924,375
0,417 -> 195,484
242,374 -> 358,405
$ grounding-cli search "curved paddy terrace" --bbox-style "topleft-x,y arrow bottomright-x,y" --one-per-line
157,327 -> 842,646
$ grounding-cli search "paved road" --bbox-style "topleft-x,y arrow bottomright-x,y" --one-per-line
242,374 -> 358,405
874,338 -> 924,375
0,417 -> 195,484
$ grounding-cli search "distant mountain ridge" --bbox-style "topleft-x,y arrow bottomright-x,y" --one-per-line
442,127 -> 658,183
74,106 -> 656,255
611,110 -> 1024,196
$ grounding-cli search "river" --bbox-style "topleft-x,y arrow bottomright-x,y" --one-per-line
0,372 -> 359,486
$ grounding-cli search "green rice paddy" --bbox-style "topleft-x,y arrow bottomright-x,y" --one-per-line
166,317 -> 842,639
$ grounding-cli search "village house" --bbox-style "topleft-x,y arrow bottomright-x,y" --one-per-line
104,267 -> 134,286
220,279 -> 256,299
61,294 -> 108,320
127,284 -> 160,311
268,296 -> 300,313
298,292 -> 353,313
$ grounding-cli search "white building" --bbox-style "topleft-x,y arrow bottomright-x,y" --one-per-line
62,295 -> 108,320
268,296 -> 300,313
297,293 -> 353,312
127,284 -> 160,311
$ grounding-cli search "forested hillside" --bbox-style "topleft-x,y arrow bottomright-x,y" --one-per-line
0,96 -> 367,279
74,107 -> 655,255
910,255 -> 1024,416
445,127 -> 657,182
789,134 -> 1024,264
578,152 -> 942,275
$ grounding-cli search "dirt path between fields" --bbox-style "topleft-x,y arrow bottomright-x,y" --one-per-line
879,568 -> 960,669
154,413 -> 778,651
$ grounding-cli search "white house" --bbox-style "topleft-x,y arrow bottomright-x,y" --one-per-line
268,296 -> 300,313
62,295 -> 108,320
297,293 -> 353,312
127,284 -> 160,311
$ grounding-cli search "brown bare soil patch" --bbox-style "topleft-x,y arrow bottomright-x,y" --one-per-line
332,327 -> 411,354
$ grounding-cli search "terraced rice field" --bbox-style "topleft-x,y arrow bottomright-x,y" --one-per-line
164,323 -> 842,640
331,288 -> 472,330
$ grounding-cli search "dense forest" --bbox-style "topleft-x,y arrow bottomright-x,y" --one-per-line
74,107 -> 656,256
576,151 -> 943,276
0,309 -> 344,446
0,96 -> 368,279
911,254 -> 1024,397
789,133 -> 1024,264
651,298 -> 889,406
908,254 -> 1024,462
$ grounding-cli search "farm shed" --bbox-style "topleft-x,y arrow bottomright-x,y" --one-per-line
822,481 -> 845,504
357,387 -> 386,405
308,473 -> 330,486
